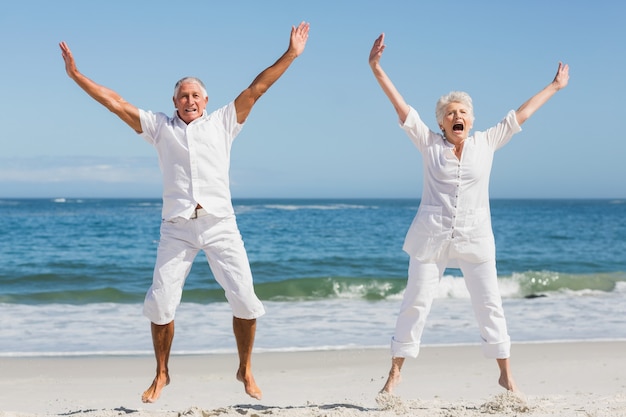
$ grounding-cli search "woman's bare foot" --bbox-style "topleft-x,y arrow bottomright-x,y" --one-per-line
380,357 -> 405,394
141,372 -> 170,403
496,357 -> 520,392
237,369 -> 262,400
498,373 -> 518,391
381,371 -> 401,394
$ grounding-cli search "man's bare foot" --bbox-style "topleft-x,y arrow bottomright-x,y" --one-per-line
141,373 -> 170,403
237,369 -> 262,400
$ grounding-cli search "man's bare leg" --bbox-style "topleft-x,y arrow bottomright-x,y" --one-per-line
233,317 -> 262,400
380,357 -> 405,394
142,321 -> 174,403
497,358 -> 519,392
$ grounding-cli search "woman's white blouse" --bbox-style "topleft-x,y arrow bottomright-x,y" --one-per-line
401,106 -> 522,264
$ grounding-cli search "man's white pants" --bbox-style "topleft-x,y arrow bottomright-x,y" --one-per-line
143,213 -> 265,325
391,255 -> 510,359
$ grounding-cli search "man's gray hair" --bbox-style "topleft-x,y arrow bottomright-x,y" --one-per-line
173,77 -> 208,98
435,91 -> 475,125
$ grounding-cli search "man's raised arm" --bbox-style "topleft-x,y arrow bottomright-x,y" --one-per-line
234,22 -> 310,124
59,41 -> 142,133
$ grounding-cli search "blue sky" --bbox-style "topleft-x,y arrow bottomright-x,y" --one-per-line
1,1 -> 624,199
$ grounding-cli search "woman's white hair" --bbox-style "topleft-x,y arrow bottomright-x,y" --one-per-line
435,91 -> 474,125
173,77 -> 208,99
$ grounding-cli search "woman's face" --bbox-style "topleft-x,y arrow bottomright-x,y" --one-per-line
439,102 -> 473,142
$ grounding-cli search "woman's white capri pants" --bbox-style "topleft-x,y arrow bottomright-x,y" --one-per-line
391,255 -> 510,359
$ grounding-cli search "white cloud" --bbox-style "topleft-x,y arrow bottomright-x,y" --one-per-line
0,156 -> 161,183
0,156 -> 163,198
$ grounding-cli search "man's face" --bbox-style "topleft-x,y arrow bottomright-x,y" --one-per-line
439,102 -> 473,142
173,82 -> 209,124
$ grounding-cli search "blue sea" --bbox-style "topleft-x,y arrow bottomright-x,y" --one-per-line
1,198 -> 625,357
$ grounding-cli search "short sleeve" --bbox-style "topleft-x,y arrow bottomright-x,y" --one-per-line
483,110 -> 522,150
139,109 -> 160,145
401,105 -> 441,152
210,102 -> 243,142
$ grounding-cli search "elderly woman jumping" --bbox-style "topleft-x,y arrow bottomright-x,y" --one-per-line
368,32 -> 569,395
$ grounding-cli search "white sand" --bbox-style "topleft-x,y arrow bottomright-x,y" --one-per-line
1,341 -> 625,417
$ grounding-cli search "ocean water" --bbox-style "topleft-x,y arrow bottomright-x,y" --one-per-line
1,198 -> 625,356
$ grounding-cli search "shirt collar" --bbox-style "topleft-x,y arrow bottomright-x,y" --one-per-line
172,109 -> 208,126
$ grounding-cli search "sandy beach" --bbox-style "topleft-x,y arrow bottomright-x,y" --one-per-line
0,341 -> 625,417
